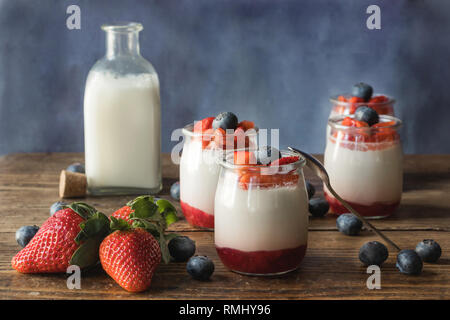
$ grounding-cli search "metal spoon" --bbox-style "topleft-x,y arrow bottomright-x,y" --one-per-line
288,146 -> 401,252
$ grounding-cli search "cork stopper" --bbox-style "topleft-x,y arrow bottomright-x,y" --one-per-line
59,170 -> 87,198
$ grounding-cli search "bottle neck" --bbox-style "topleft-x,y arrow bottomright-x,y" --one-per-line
105,31 -> 140,59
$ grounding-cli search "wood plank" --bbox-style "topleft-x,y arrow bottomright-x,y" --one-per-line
0,230 -> 448,300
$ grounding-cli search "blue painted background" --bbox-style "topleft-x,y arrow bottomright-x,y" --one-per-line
1,0 -> 449,155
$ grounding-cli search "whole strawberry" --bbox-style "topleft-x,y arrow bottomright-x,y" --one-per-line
100,196 -> 179,292
12,203 -> 109,273
111,205 -> 134,224
100,225 -> 161,292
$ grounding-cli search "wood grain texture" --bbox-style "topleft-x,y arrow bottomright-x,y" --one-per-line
0,153 -> 449,300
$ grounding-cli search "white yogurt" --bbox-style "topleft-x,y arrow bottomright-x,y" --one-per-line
179,139 -> 220,215
84,71 -> 161,192
214,170 -> 309,252
324,139 -> 403,205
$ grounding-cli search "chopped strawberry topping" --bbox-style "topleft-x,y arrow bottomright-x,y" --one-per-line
237,120 -> 255,131
234,151 -> 257,165
369,95 -> 389,103
270,156 -> 300,166
193,117 -> 214,133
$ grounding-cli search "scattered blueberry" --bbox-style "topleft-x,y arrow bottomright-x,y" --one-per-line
359,241 -> 389,266
415,239 -> 442,263
50,201 -> 67,216
168,236 -> 196,262
186,256 -> 215,281
306,181 -> 315,199
352,82 -> 373,101
336,213 -> 363,236
66,163 -> 85,174
212,112 -> 238,131
16,225 -> 39,247
256,146 -> 282,165
354,106 -> 379,126
170,181 -> 180,201
308,198 -> 329,217
396,249 -> 423,275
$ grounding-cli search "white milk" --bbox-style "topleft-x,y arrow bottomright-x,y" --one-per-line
83,71 -> 161,194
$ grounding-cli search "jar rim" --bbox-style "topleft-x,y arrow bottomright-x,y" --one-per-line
218,149 -> 306,170
329,94 -> 395,107
328,114 -> 402,130
181,122 -> 259,137
101,22 -> 143,33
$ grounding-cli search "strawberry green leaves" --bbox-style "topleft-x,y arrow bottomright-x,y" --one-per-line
68,202 -> 98,220
70,211 -> 110,269
126,196 -> 179,264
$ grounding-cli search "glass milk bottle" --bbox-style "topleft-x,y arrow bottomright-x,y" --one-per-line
84,22 -> 162,195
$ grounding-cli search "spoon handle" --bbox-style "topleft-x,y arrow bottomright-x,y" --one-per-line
288,147 -> 401,252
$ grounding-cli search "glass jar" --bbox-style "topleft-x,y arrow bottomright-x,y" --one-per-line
179,123 -> 257,229
214,150 -> 309,275
324,115 -> 403,219
329,94 -> 396,119
84,22 -> 162,195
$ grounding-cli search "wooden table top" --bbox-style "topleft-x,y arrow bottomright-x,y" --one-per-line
0,153 -> 449,300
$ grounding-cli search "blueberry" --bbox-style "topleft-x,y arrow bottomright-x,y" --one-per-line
306,181 -> 315,199
186,256 -> 214,281
256,146 -> 281,165
351,82 -> 373,101
308,198 -> 329,217
396,249 -> 423,275
66,163 -> 85,174
170,181 -> 180,201
359,241 -> 389,266
16,225 -> 39,247
336,213 -> 363,236
168,236 -> 196,262
354,106 -> 379,126
415,239 -> 442,263
212,112 -> 238,131
50,201 -> 67,216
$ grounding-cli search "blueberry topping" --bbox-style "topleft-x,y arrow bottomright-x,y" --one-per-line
66,163 -> 85,174
396,249 -> 423,275
306,181 -> 315,199
308,198 -> 329,217
256,146 -> 282,165
351,82 -> 373,101
170,181 -> 180,201
212,112 -> 238,131
336,213 -> 363,236
50,201 -> 67,216
186,256 -> 214,281
415,239 -> 442,263
15,225 -> 39,247
354,106 -> 379,126
359,241 -> 389,266
168,236 -> 196,262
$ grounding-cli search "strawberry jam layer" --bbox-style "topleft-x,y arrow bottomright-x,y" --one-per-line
324,190 -> 399,218
216,244 -> 307,275
180,200 -> 214,229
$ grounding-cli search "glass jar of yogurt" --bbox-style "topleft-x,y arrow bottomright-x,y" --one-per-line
179,123 -> 257,229
84,22 -> 162,195
214,150 -> 309,275
324,115 -> 403,219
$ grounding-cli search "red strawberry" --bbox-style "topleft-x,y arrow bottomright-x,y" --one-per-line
193,117 -> 214,133
112,205 -> 134,224
100,196 -> 179,292
12,203 -> 109,273
100,227 -> 161,292
270,156 -> 300,166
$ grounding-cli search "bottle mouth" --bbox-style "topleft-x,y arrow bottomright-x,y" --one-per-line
101,22 -> 143,33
